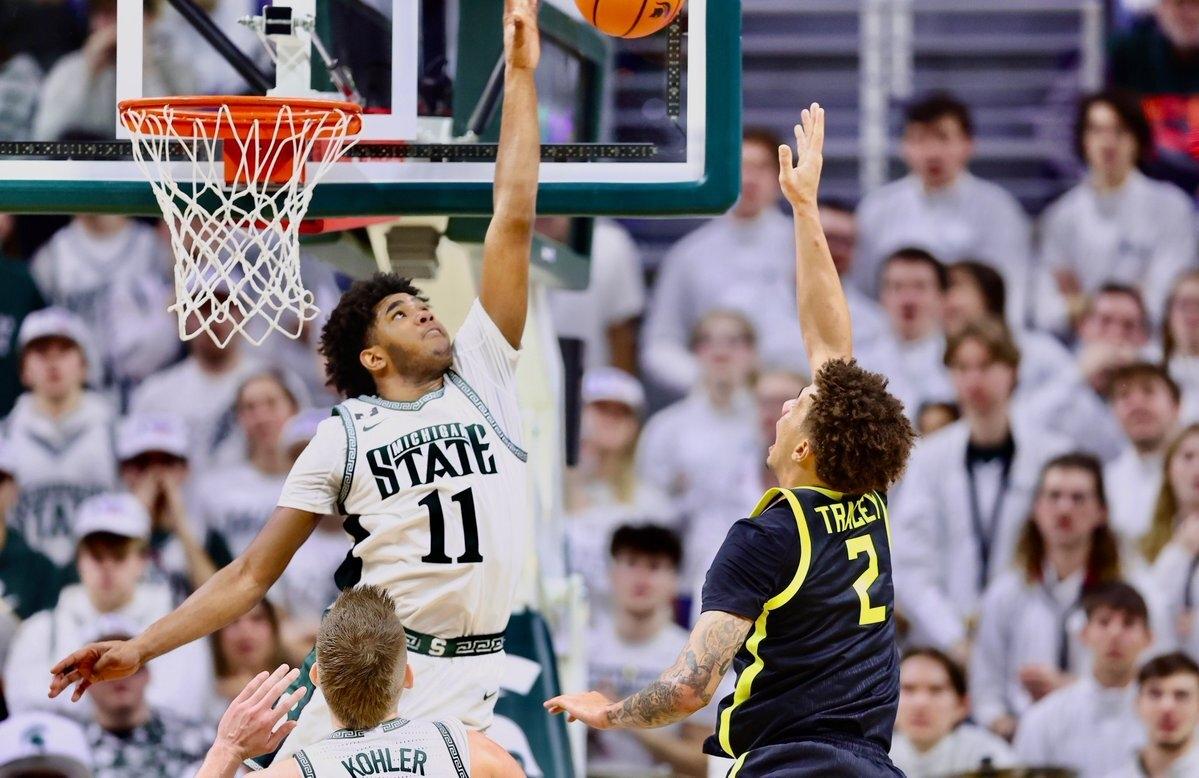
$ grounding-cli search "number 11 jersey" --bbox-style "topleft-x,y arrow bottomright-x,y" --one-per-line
277,300 -> 529,639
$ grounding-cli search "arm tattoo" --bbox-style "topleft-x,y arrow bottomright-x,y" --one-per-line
606,612 -> 751,729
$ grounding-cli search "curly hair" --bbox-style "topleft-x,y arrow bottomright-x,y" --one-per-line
319,273 -> 427,399
806,359 -> 915,494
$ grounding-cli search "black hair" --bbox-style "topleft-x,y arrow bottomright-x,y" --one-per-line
882,247 -> 950,292
1074,90 -> 1154,167
319,273 -> 427,399
818,198 -> 857,216
902,647 -> 968,698
905,92 -> 974,138
1088,282 -> 1149,330
1138,652 -> 1199,687
609,524 -> 683,570
949,260 -> 1007,319
1081,581 -> 1150,625
743,126 -> 784,155
1110,362 -> 1183,406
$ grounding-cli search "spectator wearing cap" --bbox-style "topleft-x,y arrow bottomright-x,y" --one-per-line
586,525 -> 715,777
29,216 -> 176,395
642,129 -> 806,398
129,280 -> 265,473
4,308 -> 117,568
891,321 -> 1071,658
0,711 -> 92,778
854,93 -> 1032,325
191,370 -> 301,565
0,438 -> 63,699
267,408 -> 349,659
565,368 -> 675,611
1015,582 -> 1153,778
855,248 -> 954,421
1104,364 -> 1181,550
85,628 -> 211,778
1035,92 -> 1196,338
890,648 -> 1016,777
637,312 -> 761,594
1103,652 -> 1199,778
116,413 -> 216,604
2,492 -> 213,724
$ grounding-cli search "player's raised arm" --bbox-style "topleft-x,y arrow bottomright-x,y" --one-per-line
480,0 -> 541,348
780,104 -> 853,376
544,610 -> 751,730
48,506 -> 320,702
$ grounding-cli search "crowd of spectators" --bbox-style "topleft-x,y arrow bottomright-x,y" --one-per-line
7,0 -> 1199,777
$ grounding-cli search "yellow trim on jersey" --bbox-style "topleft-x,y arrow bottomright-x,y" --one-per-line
865,491 -> 892,548
796,485 -> 845,500
716,488 -> 812,757
726,753 -> 748,777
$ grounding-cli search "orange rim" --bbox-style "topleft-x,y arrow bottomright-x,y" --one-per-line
118,95 -> 364,140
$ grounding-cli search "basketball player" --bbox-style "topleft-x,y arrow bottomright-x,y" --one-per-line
49,0 -> 542,757
195,586 -> 521,778
546,105 -> 916,776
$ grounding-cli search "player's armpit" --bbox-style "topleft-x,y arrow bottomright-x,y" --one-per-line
467,730 -> 526,778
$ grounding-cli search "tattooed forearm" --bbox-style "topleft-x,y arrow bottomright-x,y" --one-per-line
606,611 -> 751,729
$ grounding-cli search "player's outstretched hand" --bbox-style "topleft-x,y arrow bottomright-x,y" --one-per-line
504,0 -> 540,71
544,690 -> 616,730
779,102 -> 826,211
49,640 -> 145,702
211,665 -> 306,762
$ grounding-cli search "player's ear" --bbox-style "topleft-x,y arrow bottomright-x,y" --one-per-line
310,662 -> 322,690
359,344 -> 388,374
791,438 -> 813,466
403,663 -> 414,690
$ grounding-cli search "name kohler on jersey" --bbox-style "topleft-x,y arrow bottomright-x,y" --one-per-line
366,422 -> 498,497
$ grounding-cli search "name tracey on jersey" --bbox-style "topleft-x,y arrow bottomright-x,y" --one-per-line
367,423 -> 497,498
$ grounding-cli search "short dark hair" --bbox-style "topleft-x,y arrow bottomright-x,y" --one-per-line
905,92 -> 974,138
1110,362 -> 1182,406
806,359 -> 915,493
944,318 -> 1021,371
1075,90 -> 1154,166
319,273 -> 427,399
1082,581 -> 1150,626
818,198 -> 857,216
610,524 -> 683,569
1087,283 -> 1149,329
902,647 -> 967,698
743,126 -> 783,156
949,261 -> 1007,320
1138,652 -> 1199,688
882,247 -> 949,292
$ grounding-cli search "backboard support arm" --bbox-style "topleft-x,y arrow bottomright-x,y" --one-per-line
163,0 -> 274,94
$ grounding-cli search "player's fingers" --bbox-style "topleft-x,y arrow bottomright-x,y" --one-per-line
273,684 -> 307,714
250,665 -> 292,706
48,670 -> 81,698
778,144 -> 793,175
810,102 -> 825,154
234,671 -> 270,705
71,678 -> 93,703
268,719 -> 299,750
265,668 -> 301,706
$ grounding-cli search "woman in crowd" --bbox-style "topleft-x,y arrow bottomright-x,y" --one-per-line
1162,270 -> 1199,422
206,599 -> 290,725
1146,423 -> 1199,656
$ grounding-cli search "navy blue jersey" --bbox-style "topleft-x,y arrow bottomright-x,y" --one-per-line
702,486 -> 900,761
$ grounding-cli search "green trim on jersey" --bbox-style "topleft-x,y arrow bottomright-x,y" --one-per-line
332,404 -> 359,514
432,721 -> 470,778
445,370 -> 527,462
294,749 -> 317,778
717,488 -> 813,757
358,387 -> 446,412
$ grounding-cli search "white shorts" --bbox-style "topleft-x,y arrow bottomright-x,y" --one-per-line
275,650 -> 505,761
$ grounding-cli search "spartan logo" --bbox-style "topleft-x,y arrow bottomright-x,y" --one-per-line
366,423 -> 497,497
650,1 -> 674,19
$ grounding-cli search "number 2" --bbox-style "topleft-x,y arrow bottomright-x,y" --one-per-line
845,535 -> 887,626
419,488 -> 484,564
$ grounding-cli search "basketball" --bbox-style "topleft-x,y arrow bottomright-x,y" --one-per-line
575,0 -> 686,39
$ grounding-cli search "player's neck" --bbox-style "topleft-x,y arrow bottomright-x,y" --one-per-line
966,408 -> 1010,447
1141,737 -> 1194,777
374,372 -> 446,403
615,605 -> 672,645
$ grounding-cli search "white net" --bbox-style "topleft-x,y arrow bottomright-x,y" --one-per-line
120,100 -> 361,347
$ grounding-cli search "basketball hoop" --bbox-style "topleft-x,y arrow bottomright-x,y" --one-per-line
119,96 -> 363,347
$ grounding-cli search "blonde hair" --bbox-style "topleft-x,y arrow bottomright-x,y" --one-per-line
1143,423 -> 1199,562
316,586 -> 407,731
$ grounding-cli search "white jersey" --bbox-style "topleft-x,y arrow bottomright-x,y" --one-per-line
293,718 -> 471,778
279,300 -> 528,637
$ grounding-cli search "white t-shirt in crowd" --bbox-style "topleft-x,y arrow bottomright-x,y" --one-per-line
191,464 -> 288,560
1103,745 -> 1199,778
1016,676 -> 1145,778
890,725 -> 1017,778
549,220 -> 647,370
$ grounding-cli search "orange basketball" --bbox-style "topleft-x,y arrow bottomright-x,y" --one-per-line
575,0 -> 686,39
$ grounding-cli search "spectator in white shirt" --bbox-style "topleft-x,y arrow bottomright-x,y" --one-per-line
854,93 -> 1032,324
545,218 -> 647,374
892,320 -> 1072,657
1105,364 -> 1182,550
1105,652 -> 1199,778
890,648 -> 1017,777
586,525 -> 711,777
129,286 -> 264,471
1162,270 -> 1199,422
1015,582 -> 1152,778
971,454 -> 1127,737
191,370 -> 299,564
3,493 -> 212,724
1036,91 -> 1196,337
566,368 -> 676,609
818,201 -> 887,351
641,128 -> 804,395
116,413 -> 217,605
855,249 -> 954,420
1143,423 -> 1199,654
637,311 -> 762,592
